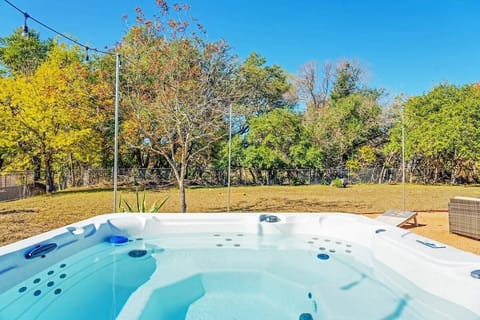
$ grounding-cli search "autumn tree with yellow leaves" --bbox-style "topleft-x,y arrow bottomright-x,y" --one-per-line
0,43 -> 106,192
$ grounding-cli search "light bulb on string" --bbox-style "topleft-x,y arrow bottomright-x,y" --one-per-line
4,0 -> 114,56
22,12 -> 29,37
85,47 -> 90,62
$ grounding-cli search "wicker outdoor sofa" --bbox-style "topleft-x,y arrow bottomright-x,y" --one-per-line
448,196 -> 480,240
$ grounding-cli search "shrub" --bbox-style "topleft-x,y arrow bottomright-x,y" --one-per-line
118,189 -> 168,213
331,178 -> 347,188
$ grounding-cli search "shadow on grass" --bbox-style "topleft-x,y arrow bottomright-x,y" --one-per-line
55,187 -> 114,194
51,186 -> 160,196
0,208 -> 38,215
188,185 -> 227,190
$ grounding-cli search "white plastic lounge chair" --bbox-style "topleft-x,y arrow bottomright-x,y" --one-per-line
376,209 -> 418,227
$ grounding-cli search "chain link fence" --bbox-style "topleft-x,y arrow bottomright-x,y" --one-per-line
66,167 -> 406,188
0,171 -> 39,201
0,166 -> 414,202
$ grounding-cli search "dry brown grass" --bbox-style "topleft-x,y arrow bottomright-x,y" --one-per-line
1,184 -> 479,254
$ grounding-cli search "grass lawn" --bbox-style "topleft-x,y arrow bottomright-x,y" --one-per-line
1,184 -> 479,254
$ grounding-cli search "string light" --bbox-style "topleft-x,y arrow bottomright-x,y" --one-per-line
22,12 -> 29,37
3,0 -> 114,58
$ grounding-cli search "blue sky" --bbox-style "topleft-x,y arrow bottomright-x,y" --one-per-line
1,0 -> 480,97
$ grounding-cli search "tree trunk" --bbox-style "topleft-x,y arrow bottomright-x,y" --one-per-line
134,149 -> 150,168
179,178 -> 187,213
248,168 -> 257,184
179,159 -> 188,213
32,156 -> 41,181
69,153 -> 75,187
45,156 -> 55,193
450,152 -> 459,185
451,162 -> 459,185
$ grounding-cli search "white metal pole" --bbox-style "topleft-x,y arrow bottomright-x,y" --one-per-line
113,53 -> 120,212
227,104 -> 232,212
401,105 -> 406,212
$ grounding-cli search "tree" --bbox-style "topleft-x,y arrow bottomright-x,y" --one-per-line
242,108 -> 321,175
312,91 -> 383,169
214,135 -> 245,169
236,53 -> 292,121
295,60 -> 332,121
385,84 -> 480,183
330,61 -> 362,101
244,109 -> 303,169
0,43 -> 104,191
0,28 -> 53,76
207,52 -> 293,176
297,59 -> 384,169
119,4 -> 239,212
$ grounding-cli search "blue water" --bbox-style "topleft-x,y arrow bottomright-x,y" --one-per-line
0,233 -> 477,320
0,241 -> 156,320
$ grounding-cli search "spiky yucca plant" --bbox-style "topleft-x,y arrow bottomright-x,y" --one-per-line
118,190 -> 168,213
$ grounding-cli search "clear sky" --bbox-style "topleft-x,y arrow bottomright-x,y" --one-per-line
1,0 -> 479,98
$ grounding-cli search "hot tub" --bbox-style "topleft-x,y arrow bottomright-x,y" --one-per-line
0,213 -> 479,319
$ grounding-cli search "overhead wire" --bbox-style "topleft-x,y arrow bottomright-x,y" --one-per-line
1,0 -> 138,85
2,0 -> 156,89
2,0 -> 115,57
